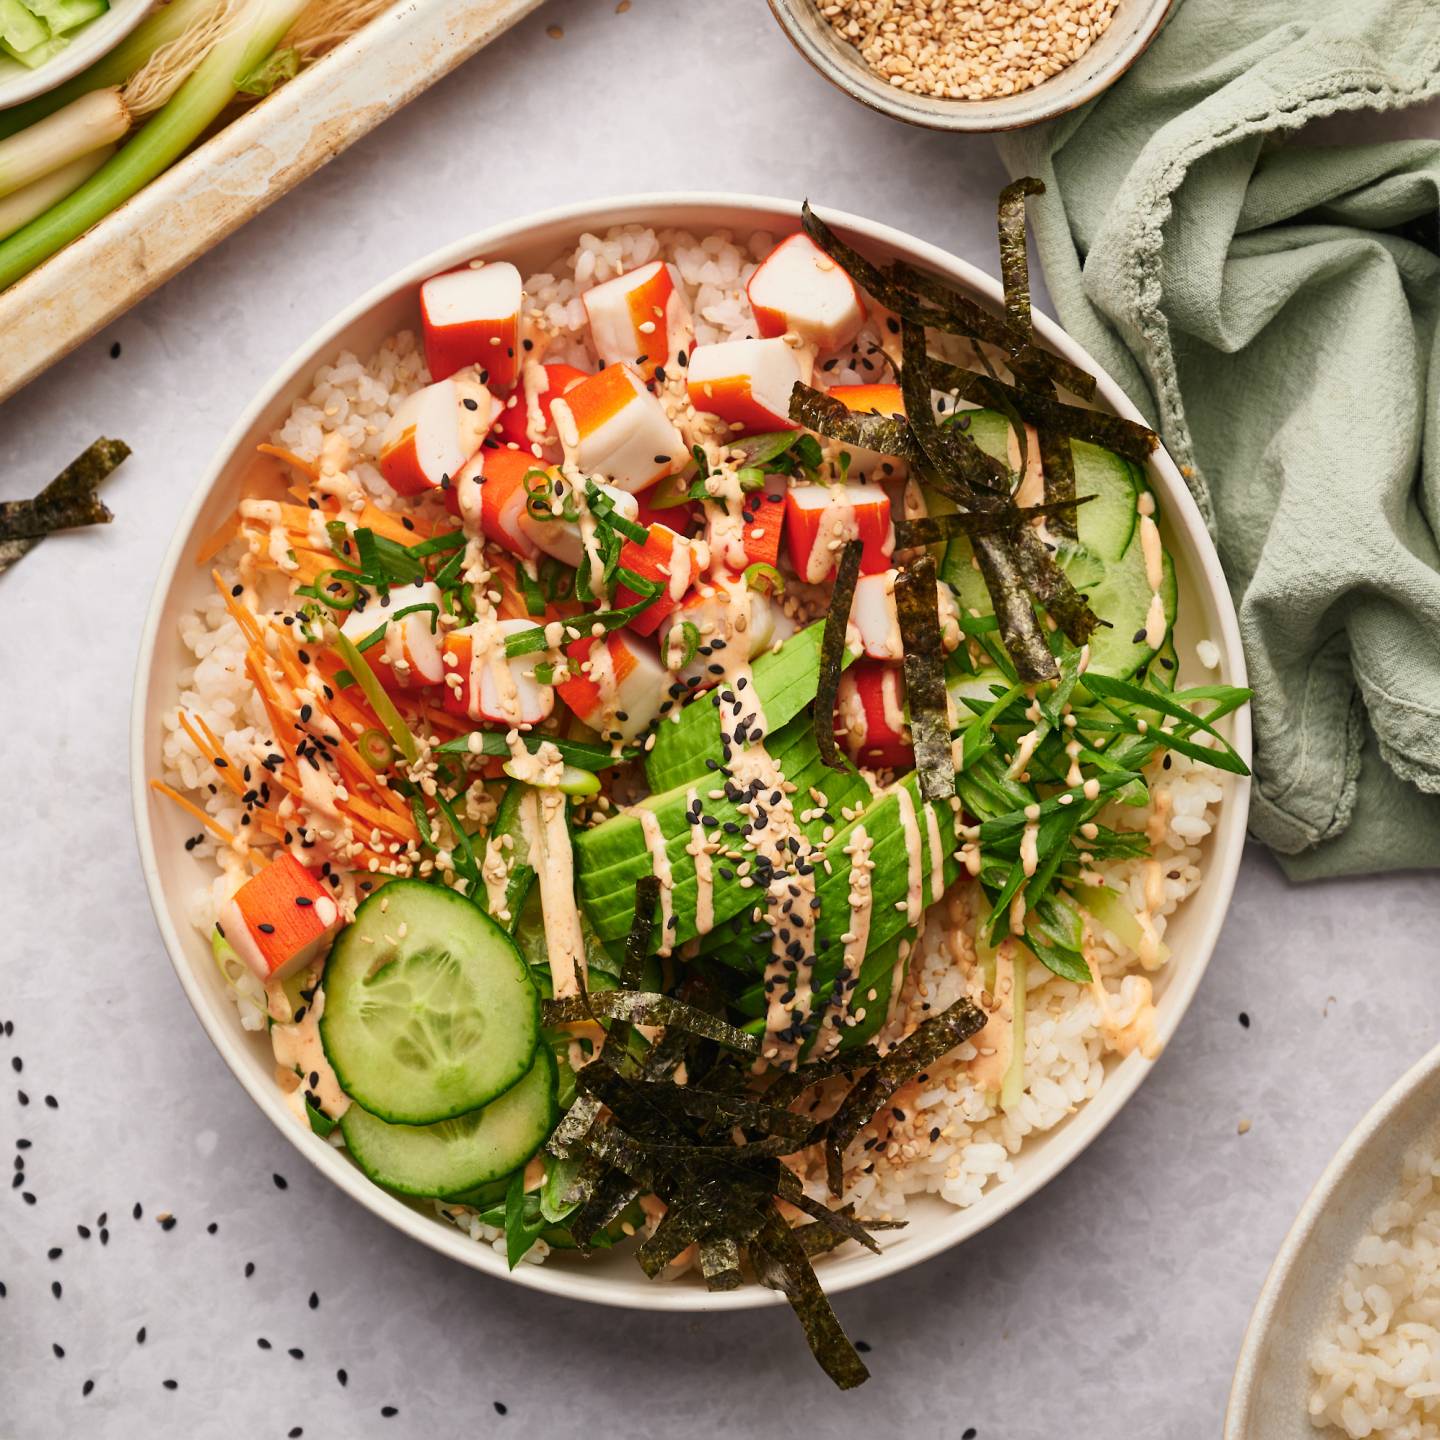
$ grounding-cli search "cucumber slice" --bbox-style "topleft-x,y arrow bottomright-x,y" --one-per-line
0,0 -> 49,53
24,0 -> 104,32
339,1046 -> 557,1199
487,781 -> 536,929
1077,528 -> 1177,681
320,880 -> 539,1125
0,33 -> 65,64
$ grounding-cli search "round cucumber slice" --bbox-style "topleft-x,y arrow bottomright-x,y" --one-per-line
321,880 -> 539,1125
339,1046 -> 557,1199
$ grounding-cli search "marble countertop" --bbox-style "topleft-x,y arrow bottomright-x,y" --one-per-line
2,2 -> 1437,1435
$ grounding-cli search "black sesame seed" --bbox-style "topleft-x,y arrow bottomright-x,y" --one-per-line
207,1222 -> 218,1235
82,1379 -> 94,1396
110,341 -> 122,358
23,1192 -> 35,1205
856,1337 -> 874,1352
495,1402 -> 508,1416
257,1337 -> 271,1350
76,1225 -> 90,1239
245,1261 -> 255,1278
163,1379 -> 178,1391
1239,1012 -> 1251,1029
17,1091 -> 27,1105
10,1056 -> 19,1072
98,1227 -> 108,1242
160,1216 -> 177,1232
337,1368 -> 348,1387
289,1429 -> 303,1438
381,1407 -> 398,1419
137,1326 -> 146,1344
272,1173 -> 288,1190
53,1342 -> 65,1358
288,1347 -> 304,1360
52,1281 -> 61,1299
132,1203 -> 142,1220
308,1291 -> 319,1310
257,923 -> 276,935
48,1247 -> 61,1260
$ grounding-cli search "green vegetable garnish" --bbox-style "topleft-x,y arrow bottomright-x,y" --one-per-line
330,629 -> 417,765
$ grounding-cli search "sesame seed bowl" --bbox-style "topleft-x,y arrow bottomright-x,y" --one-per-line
767,0 -> 1173,132
131,193 -> 1248,1316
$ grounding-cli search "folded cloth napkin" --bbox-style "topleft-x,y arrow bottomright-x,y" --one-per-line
996,0 -> 1440,879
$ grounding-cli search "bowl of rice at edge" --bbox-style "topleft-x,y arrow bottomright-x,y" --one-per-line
131,193 -> 1250,1312
1227,1042 -> 1440,1440
766,0 -> 1174,132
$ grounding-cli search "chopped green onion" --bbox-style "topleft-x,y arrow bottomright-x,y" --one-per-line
435,729 -> 631,772
331,629 -> 418,765
742,561 -> 784,596
518,565 -> 547,617
355,728 -> 395,770
503,758 -> 601,797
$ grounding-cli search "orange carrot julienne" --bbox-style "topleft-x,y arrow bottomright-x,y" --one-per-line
195,515 -> 242,567
257,443 -> 319,480
149,780 -> 241,847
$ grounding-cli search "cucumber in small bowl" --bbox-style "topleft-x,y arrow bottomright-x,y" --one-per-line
320,879 -> 540,1126
339,1046 -> 558,1200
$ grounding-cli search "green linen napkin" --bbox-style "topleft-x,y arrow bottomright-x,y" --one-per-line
996,0 -> 1440,878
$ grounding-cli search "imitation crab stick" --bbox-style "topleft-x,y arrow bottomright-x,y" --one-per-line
657,577 -> 792,684
612,522 -> 697,636
448,447 -> 541,558
420,262 -> 524,390
339,582 -> 447,689
747,232 -> 866,353
834,662 -> 911,771
515,468 -> 640,569
556,629 -> 667,742
378,372 -> 494,498
685,338 -> 804,436
492,362 -> 589,457
784,482 -> 894,583
582,260 -> 691,381
826,383 -> 910,477
218,853 -> 342,983
549,363 -> 683,493
441,618 -> 554,727
851,569 -> 961,661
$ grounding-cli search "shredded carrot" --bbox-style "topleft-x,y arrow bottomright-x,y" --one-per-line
177,712 -> 247,799
257,443 -> 319,480
150,780 -> 241,847
195,515 -> 242,567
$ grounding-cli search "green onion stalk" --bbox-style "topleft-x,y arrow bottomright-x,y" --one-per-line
0,88 -> 128,201
0,0 -> 308,291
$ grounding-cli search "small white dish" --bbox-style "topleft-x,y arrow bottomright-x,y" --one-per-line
0,0 -> 151,111
131,193 -> 1250,1312
1227,1042 -> 1440,1439
766,0 -> 1172,132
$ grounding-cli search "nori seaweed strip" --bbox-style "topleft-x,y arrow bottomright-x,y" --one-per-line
801,201 -> 943,330
883,258 -> 1012,346
764,1044 -> 880,1107
0,489 -> 111,539
750,1207 -> 870,1390
618,1079 -> 815,1139
815,539 -> 863,772
972,533 -> 1058,683
699,1235 -> 744,1291
894,554 -> 956,805
823,998 -> 988,1194
774,1171 -> 887,1255
1037,424 -> 1078,538
786,383 -> 919,461
0,437 -> 129,574
928,362 -> 1157,463
1009,525 -> 1100,646
794,1203 -> 904,1257
893,494 -> 1096,549
997,178 -> 1043,338
543,992 -> 760,1054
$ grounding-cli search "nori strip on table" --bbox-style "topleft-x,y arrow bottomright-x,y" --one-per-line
815,539 -> 863,772
894,554 -> 956,805
893,494 -> 1096,549
824,997 -> 989,1195
751,1207 -> 870,1391
0,488 -> 111,540
787,382 -> 919,461
0,437 -> 129,574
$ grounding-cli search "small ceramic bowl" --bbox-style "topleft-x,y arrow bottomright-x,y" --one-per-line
132,193 -> 1249,1313
766,0 -> 1172,132
0,0 -> 151,111
1227,1042 -> 1440,1439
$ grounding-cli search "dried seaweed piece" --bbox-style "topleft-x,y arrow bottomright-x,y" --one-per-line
794,1202 -> 904,1258
894,554 -> 955,805
619,1079 -> 815,1140
751,1207 -> 870,1391
786,382 -> 919,460
774,1171 -> 888,1256
883,258 -> 1013,347
816,538 -> 863,772
764,1044 -> 880,1107
928,362 -> 1157,463
1037,424 -> 1078,539
971,532 -> 1058,683
0,437 -> 129,573
543,991 -> 760,1054
893,494 -> 1096,550
824,997 -> 988,1194
1009,524 -> 1100,647
699,1235 -> 744,1291
997,179 -> 1043,337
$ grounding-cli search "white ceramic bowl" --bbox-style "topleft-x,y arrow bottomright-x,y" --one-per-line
766,0 -> 1172,132
131,193 -> 1251,1312
0,0 -> 151,111
1227,1042 -> 1440,1439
